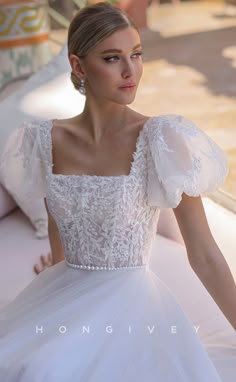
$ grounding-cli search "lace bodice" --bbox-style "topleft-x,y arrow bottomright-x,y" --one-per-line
9,115 -> 228,270
40,118 -> 159,270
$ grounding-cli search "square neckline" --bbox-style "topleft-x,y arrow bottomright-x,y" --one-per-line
46,116 -> 153,179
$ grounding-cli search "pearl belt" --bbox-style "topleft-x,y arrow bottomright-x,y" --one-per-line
65,259 -> 147,271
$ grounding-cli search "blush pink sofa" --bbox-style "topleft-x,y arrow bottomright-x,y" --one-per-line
0,42 -> 235,380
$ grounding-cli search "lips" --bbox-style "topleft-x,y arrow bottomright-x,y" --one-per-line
119,83 -> 136,89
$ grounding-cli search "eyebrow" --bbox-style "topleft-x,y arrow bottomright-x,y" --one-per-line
100,44 -> 142,54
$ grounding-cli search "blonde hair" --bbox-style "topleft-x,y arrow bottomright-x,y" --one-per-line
67,2 -> 139,91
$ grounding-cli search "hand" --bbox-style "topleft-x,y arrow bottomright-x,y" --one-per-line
34,252 -> 53,275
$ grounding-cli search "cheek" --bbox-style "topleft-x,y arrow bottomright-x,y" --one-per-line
87,63 -> 116,86
136,62 -> 143,80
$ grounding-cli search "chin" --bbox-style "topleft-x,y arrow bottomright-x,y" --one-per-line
125,99 -> 135,105
113,94 -> 136,105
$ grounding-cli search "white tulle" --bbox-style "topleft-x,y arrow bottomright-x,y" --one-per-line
146,114 -> 228,208
0,114 -> 229,381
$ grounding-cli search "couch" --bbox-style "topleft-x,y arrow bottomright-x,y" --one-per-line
0,43 -> 235,381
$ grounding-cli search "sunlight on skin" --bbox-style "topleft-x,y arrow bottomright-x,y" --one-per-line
34,26 -> 144,274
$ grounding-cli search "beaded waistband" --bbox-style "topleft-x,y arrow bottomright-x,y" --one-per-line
65,259 -> 147,271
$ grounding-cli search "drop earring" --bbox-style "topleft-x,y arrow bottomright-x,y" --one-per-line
79,78 -> 86,95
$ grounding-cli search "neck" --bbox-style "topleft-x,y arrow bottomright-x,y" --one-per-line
79,97 -> 131,144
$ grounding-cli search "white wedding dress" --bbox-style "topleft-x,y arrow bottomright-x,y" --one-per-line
0,114 -> 230,381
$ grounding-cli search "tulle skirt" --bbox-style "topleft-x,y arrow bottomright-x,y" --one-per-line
0,261 -> 223,381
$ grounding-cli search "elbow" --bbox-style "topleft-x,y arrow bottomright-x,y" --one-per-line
187,243 -> 223,274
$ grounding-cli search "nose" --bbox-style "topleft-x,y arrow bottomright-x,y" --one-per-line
121,58 -> 133,79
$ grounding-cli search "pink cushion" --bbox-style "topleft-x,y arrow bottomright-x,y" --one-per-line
0,183 -> 17,219
0,208 -> 50,307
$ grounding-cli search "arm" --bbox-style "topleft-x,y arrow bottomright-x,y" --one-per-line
34,199 -> 64,274
173,192 -> 236,330
44,198 -> 64,266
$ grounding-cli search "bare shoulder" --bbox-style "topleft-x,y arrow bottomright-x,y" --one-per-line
127,110 -> 151,130
51,116 -> 81,143
50,116 -> 83,172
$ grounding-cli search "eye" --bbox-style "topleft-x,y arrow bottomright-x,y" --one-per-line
103,51 -> 143,63
103,56 -> 120,62
132,51 -> 143,59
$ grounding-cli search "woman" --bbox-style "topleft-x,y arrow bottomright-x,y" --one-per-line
0,3 -> 235,381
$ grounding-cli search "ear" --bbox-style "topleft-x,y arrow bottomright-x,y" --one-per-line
69,54 -> 85,80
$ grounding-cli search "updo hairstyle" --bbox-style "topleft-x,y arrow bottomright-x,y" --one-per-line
67,2 -> 139,92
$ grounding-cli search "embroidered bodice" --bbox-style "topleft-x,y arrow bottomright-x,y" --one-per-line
40,118 -> 159,270
8,115 -> 228,270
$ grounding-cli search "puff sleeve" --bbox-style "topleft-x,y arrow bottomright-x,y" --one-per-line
146,114 -> 229,208
1,118 -> 48,199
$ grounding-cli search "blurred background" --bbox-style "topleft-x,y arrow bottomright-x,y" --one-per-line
0,0 -> 236,212
0,3 -> 236,336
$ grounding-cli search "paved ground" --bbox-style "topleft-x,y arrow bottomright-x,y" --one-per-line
48,1 -> 236,201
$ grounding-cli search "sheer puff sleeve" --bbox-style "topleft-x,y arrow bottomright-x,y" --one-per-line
146,114 -> 229,209
16,119 -> 47,198
1,118 -> 48,199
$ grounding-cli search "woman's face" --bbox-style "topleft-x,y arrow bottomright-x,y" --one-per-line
71,26 -> 143,105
